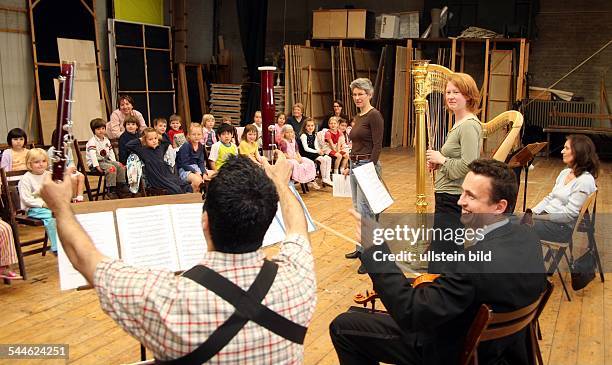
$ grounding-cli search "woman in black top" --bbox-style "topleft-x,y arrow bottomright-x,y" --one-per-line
320,100 -> 349,130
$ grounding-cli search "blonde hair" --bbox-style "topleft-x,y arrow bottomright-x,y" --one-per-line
281,124 -> 294,140
141,127 -> 160,146
201,114 -> 215,125
188,122 -> 203,135
292,103 -> 304,113
25,148 -> 48,170
446,73 -> 480,113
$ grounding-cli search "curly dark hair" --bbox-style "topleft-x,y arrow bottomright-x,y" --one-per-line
468,159 -> 518,213
203,155 -> 279,253
567,134 -> 599,179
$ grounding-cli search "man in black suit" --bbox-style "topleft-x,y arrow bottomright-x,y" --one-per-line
329,159 -> 547,365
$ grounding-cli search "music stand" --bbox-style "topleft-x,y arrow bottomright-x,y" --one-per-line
507,142 -> 548,212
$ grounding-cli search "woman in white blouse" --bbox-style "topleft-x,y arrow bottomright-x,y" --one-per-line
531,134 -> 599,242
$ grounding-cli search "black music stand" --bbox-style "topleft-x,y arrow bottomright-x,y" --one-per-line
507,142 -> 548,212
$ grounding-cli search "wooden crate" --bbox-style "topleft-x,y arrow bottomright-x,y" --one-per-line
347,9 -> 374,39
313,9 -> 347,39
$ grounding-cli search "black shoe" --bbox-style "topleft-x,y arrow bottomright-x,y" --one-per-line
357,264 -> 367,275
345,250 -> 361,259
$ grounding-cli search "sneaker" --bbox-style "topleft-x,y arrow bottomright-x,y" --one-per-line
308,181 -> 321,190
322,178 -> 333,187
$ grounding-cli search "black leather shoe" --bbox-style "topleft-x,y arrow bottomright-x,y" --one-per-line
345,250 -> 361,259
357,264 -> 367,274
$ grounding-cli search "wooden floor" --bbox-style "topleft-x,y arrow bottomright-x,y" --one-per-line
1,147 -> 610,365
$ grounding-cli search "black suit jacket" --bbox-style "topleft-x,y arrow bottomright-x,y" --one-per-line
362,222 -> 547,365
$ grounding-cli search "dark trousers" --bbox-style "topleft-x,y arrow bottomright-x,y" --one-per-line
329,310 -> 422,365
428,193 -> 463,273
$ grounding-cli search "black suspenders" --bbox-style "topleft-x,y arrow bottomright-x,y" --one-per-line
155,260 -> 307,364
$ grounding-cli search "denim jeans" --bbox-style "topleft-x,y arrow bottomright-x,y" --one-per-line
350,160 -> 382,252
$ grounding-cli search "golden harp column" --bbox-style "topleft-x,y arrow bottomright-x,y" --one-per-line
412,60 -> 429,214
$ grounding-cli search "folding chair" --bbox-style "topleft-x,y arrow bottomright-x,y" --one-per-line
0,168 -> 50,279
460,281 -> 554,365
541,191 -> 603,300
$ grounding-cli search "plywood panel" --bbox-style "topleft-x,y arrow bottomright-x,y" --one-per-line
57,38 -> 105,142
391,46 -> 406,147
39,100 -> 57,145
299,47 -> 332,122
486,50 -> 512,121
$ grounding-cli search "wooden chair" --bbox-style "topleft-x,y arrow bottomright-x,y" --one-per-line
460,281 -> 554,365
541,191 -> 603,301
0,168 -> 50,279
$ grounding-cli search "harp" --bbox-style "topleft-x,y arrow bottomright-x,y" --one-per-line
411,60 -> 523,212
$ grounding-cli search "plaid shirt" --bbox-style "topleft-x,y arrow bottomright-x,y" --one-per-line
94,234 -> 316,363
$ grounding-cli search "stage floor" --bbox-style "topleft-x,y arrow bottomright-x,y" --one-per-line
1,147 -> 610,364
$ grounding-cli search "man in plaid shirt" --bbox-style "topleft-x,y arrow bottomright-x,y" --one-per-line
40,153 -> 316,364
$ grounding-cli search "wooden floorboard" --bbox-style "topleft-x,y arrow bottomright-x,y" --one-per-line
0,147 -> 609,364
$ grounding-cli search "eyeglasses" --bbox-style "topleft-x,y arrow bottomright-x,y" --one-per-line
352,93 -> 367,98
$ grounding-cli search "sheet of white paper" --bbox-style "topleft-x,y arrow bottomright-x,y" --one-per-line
352,162 -> 394,214
262,204 -> 286,247
116,205 -> 180,271
289,183 -> 316,232
262,184 -> 317,246
58,211 -> 120,291
169,203 -> 207,270
332,173 -> 352,198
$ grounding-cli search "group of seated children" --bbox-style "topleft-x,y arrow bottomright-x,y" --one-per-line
268,112 -> 352,188
99,113 -> 252,198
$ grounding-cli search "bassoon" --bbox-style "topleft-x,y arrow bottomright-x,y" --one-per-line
51,61 -> 76,182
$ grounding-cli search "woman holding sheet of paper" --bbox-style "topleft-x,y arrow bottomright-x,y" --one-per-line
425,72 -> 482,273
343,78 -> 384,274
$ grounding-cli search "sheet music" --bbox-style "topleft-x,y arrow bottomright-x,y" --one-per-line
332,173 -> 352,197
352,162 -> 394,214
58,212 -> 119,291
169,203 -> 207,270
116,205 -> 180,271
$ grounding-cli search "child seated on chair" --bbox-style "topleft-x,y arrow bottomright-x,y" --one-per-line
324,116 -> 349,174
273,113 -> 287,147
126,128 -> 185,195
86,118 -> 127,199
177,123 -> 212,193
279,125 -> 318,187
300,118 -> 333,186
239,124 -> 264,167
1,128 -> 30,178
252,110 -> 263,148
338,118 -> 352,155
17,148 -> 59,253
209,123 -> 238,171
201,114 -> 217,148
47,129 -> 85,202
0,218 -> 19,280
154,117 -> 171,145
118,115 -> 141,164
168,114 -> 186,149
219,115 -> 238,144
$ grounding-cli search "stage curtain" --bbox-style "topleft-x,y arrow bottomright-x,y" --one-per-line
236,0 -> 268,124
